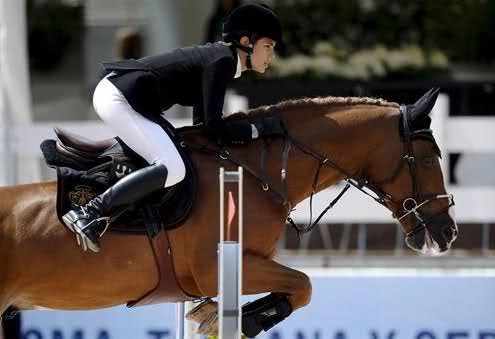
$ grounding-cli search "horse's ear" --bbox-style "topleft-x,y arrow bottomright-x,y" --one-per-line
410,87 -> 440,122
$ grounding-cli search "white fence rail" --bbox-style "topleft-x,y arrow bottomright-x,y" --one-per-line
0,94 -> 494,223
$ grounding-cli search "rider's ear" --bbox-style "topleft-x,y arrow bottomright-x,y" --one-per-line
239,36 -> 251,48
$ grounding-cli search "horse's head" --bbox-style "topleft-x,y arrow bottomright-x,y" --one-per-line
365,88 -> 458,255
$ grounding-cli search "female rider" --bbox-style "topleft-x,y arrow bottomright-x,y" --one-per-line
62,3 -> 284,252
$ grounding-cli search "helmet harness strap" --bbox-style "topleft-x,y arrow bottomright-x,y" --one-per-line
245,43 -> 253,69
232,33 -> 255,70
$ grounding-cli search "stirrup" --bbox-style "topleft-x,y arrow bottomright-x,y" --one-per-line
75,217 -> 109,252
74,229 -> 100,252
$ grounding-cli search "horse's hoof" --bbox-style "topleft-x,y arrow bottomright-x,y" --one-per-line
186,299 -> 218,323
197,312 -> 218,336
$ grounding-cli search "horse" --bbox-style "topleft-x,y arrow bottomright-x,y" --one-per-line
0,88 -> 458,337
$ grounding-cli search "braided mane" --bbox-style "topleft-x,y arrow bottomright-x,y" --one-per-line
225,96 -> 400,121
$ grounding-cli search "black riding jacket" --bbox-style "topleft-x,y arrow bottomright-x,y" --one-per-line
102,42 -> 248,140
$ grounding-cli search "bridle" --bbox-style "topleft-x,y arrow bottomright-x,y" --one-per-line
285,105 -> 454,238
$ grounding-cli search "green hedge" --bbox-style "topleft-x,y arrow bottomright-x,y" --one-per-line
274,0 -> 495,64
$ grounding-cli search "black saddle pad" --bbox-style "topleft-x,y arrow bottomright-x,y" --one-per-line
40,119 -> 198,235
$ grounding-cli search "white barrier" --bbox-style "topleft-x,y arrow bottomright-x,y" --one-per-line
218,167 -> 243,339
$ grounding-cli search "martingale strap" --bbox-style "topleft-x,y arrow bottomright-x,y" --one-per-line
184,133 -> 355,238
259,138 -> 291,205
184,137 -> 292,207
183,122 -> 363,238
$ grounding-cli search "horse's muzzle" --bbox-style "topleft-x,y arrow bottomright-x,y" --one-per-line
405,210 -> 458,255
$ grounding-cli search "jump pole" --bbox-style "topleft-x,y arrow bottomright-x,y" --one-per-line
218,166 -> 243,339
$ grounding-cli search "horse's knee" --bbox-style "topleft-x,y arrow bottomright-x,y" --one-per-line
288,272 -> 312,309
298,273 -> 312,306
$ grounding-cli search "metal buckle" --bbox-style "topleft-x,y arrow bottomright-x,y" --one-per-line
403,155 -> 415,163
402,198 -> 418,212
220,150 -> 230,160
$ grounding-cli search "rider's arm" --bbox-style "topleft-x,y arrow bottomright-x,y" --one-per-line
198,56 -> 285,144
198,57 -> 257,144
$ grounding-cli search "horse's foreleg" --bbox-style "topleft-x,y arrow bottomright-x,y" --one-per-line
243,252 -> 312,310
240,252 -> 312,337
194,252 -> 312,310
0,317 -> 4,339
0,296 -> 11,339
193,252 -> 312,337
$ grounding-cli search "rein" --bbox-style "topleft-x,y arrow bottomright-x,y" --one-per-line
184,105 -> 453,239
284,105 -> 454,238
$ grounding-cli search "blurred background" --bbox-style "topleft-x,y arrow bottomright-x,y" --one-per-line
1,0 -> 494,338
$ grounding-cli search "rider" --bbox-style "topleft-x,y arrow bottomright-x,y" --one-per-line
62,3 -> 284,252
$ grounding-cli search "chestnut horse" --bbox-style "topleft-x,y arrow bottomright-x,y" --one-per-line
0,89 -> 457,337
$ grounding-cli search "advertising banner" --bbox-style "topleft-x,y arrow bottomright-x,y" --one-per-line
21,269 -> 495,339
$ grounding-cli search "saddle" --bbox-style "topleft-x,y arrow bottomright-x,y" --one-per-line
40,119 -> 197,235
40,118 -> 200,305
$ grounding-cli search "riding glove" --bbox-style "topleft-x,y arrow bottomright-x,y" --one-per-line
211,117 -> 285,145
219,121 -> 256,145
254,116 -> 285,137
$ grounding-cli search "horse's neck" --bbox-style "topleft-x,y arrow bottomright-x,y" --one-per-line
282,105 -> 399,205
0,182 -> 56,222
0,186 -> 16,223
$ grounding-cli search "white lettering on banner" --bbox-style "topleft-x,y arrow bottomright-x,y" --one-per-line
22,269 -> 495,339
370,331 -> 397,339
19,329 -> 495,339
21,328 -> 175,339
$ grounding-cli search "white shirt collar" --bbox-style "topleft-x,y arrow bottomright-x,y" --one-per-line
234,52 -> 242,78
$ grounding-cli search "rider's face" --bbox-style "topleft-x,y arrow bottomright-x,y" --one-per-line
250,37 -> 276,73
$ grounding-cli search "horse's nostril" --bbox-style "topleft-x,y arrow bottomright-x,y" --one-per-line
443,226 -> 453,239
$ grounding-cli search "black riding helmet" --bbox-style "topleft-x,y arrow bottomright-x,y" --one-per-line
222,3 -> 283,69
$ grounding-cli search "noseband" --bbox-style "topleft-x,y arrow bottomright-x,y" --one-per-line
286,105 -> 454,237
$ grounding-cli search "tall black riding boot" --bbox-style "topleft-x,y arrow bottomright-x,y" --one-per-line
62,163 -> 168,252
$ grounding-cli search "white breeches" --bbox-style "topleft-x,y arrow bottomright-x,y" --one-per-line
92,77 -> 186,188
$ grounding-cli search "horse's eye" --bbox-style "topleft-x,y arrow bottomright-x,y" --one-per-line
422,156 -> 435,167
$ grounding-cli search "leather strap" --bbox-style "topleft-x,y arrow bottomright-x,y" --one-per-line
259,138 -> 291,206
127,206 -> 195,307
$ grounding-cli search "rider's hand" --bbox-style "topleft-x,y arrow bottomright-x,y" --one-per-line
218,121 -> 253,145
255,116 -> 285,138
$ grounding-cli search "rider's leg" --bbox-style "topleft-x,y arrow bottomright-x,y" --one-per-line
62,163 -> 169,252
62,77 -> 185,252
92,77 -> 186,187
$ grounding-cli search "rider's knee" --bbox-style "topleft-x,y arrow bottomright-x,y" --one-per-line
163,158 -> 186,187
92,79 -> 117,119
